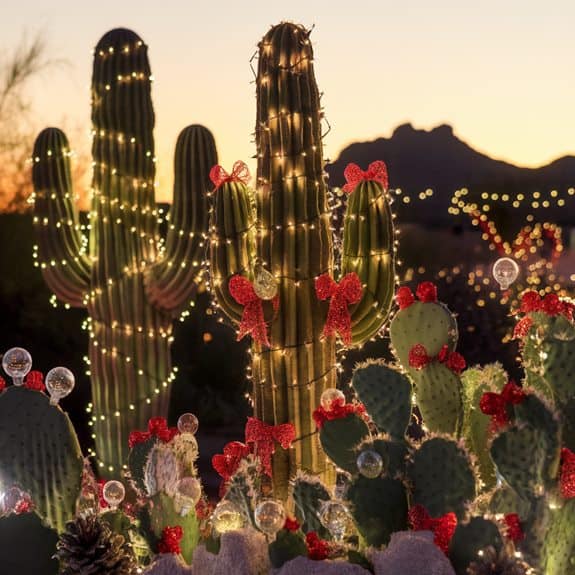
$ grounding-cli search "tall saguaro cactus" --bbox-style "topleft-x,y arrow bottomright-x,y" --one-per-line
210,22 -> 395,497
32,28 -> 217,473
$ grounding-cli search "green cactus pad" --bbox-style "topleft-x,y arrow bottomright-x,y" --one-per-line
128,436 -> 157,493
409,437 -> 476,519
540,331 -> 575,405
319,413 -> 370,473
224,458 -> 260,529
352,360 -> 412,439
448,517 -> 503,575
359,435 -> 409,478
542,499 -> 575,575
390,300 -> 458,373
488,485 -> 531,518
490,425 -> 547,500
292,474 -> 331,537
0,513 -> 59,574
268,529 -> 308,568
416,362 -> 463,436
0,386 -> 83,532
347,475 -> 408,547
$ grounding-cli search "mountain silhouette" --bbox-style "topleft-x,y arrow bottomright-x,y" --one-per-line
326,123 -> 575,226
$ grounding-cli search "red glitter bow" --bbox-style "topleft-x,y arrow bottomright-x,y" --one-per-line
479,381 -> 525,431
408,344 -> 466,374
212,441 -> 251,482
315,273 -> 362,346
244,417 -> 295,476
0,376 -> 5,393
158,525 -> 183,554
306,531 -> 330,560
503,513 -> 524,543
229,275 -> 275,347
342,161 -> 388,194
209,161 -> 250,190
24,371 -> 45,392
284,516 -> 301,532
518,290 -> 574,319
408,504 -> 457,554
312,397 -> 367,429
560,447 -> 575,499
395,282 -> 438,310
128,416 -> 179,449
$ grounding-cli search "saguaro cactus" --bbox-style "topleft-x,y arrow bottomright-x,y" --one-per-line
32,28 -> 217,473
210,22 -> 395,496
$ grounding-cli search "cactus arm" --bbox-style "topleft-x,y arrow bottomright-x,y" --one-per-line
145,125 -> 217,315
209,179 -> 257,323
341,179 -> 395,344
32,128 -> 91,307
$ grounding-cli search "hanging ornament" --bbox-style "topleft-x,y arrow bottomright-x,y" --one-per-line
253,262 -> 278,300
45,366 -> 75,405
177,413 -> 199,435
492,257 -> 519,290
2,347 -> 32,386
319,500 -> 349,542
211,500 -> 244,534
175,477 -> 202,516
320,388 -> 346,410
356,449 -> 384,479
254,499 -> 286,539
102,480 -> 125,511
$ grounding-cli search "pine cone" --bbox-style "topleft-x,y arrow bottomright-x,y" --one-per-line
467,546 -> 533,575
57,513 -> 137,575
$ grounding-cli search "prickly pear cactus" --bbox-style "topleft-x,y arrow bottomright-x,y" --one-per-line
542,498 -> 575,575
291,473 -> 331,537
0,386 -> 83,532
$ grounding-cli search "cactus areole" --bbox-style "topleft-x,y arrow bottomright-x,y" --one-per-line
32,28 -> 217,474
209,22 -> 395,498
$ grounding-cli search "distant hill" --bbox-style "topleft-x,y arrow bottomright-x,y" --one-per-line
326,123 -> 575,226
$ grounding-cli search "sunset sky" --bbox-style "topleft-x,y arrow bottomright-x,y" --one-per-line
3,0 -> 575,201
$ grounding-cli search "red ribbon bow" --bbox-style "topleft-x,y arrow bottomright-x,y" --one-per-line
560,447 -> 575,499
312,397 -> 367,429
408,344 -> 466,374
244,417 -> 295,476
0,376 -> 6,393
229,275 -> 275,347
306,532 -> 330,560
519,290 -> 574,319
158,525 -> 183,554
128,417 -> 179,449
342,160 -> 388,194
315,273 -> 363,346
212,441 -> 251,483
210,161 -> 250,190
503,513 -> 524,543
24,371 -> 45,392
408,504 -> 457,554
479,381 -> 525,431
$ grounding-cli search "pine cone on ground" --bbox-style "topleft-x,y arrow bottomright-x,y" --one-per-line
467,546 -> 533,575
56,513 -> 137,575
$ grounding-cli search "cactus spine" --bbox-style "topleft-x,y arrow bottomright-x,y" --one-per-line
32,28 -> 217,473
210,22 -> 395,497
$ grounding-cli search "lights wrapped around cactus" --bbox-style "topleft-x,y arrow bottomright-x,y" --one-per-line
208,22 -> 395,498
32,28 -> 218,474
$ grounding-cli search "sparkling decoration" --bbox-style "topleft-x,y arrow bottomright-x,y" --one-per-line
408,504 -> 457,554
244,417 -> 295,476
212,441 -> 251,482
175,477 -> 202,515
177,412 -> 199,435
415,281 -> 438,302
319,500 -> 349,542
24,370 -> 45,392
315,272 -> 363,346
252,262 -> 278,300
356,449 -> 384,479
2,347 -> 32,385
503,513 -> 524,543
211,500 -> 244,534
1,486 -> 24,514
396,286 -> 415,309
254,499 -> 286,538
342,160 -> 388,194
209,160 -> 250,190
45,366 -> 75,405
560,447 -> 575,499
158,525 -> 183,554
313,398 -> 366,429
492,257 -> 520,290
228,275 -> 274,347
408,343 -> 466,374
306,531 -> 330,560
102,480 -> 125,510
479,381 -> 525,432
320,388 -> 346,410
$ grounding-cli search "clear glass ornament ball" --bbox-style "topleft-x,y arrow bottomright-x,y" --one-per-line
492,257 -> 519,290
319,500 -> 349,541
2,347 -> 32,384
2,486 -> 24,513
177,412 -> 199,435
176,477 -> 202,507
253,264 -> 278,300
45,366 -> 75,404
320,388 -> 345,410
254,499 -> 286,536
356,449 -> 384,479
102,480 -> 125,509
212,500 -> 244,534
